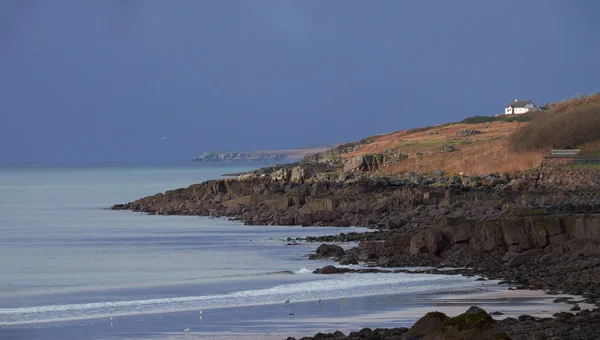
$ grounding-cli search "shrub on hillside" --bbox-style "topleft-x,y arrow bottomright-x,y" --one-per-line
460,112 -> 538,124
509,94 -> 600,152
460,115 -> 502,124
504,114 -> 536,123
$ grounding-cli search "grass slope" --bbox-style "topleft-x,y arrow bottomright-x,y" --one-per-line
324,93 -> 600,176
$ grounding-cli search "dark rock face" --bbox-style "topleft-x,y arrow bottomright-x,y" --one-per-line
409,228 -> 445,255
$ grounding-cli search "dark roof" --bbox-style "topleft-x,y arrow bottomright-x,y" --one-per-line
506,100 -> 535,108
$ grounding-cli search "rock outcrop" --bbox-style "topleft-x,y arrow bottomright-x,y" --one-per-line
312,244 -> 345,259
401,306 -> 509,340
288,307 -> 510,340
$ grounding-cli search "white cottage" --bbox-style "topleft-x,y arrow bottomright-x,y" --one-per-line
505,99 -> 537,115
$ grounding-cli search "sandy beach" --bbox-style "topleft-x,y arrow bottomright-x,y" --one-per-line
5,279 -> 590,340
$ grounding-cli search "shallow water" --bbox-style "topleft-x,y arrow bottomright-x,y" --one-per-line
0,163 -> 579,339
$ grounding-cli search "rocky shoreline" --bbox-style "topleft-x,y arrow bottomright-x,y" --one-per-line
289,306 -> 600,340
112,165 -> 600,339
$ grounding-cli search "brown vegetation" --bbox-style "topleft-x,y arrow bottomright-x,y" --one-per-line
383,139 -> 543,175
509,93 -> 600,152
340,121 -> 541,175
325,94 -> 599,175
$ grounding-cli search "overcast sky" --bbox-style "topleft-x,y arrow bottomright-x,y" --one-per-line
1,0 -> 599,163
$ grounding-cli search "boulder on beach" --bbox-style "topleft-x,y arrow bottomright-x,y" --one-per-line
401,306 -> 510,340
314,244 -> 345,259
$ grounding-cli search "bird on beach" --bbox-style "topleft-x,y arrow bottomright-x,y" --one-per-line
284,299 -> 290,304
199,310 -> 203,320
184,328 -> 190,333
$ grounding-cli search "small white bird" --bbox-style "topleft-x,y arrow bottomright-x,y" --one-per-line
199,311 -> 203,320
184,328 -> 190,333
109,317 -> 113,321
161,136 -> 167,140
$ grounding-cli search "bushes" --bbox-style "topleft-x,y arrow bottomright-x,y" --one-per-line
460,116 -> 502,124
460,112 -> 538,124
504,114 -> 537,123
509,94 -> 600,152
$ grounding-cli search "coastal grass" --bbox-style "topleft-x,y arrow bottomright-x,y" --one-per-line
339,120 -> 542,175
383,139 -> 543,175
509,93 -> 600,152
343,121 -> 520,158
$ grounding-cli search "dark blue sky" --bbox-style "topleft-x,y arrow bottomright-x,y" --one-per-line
1,1 -> 599,163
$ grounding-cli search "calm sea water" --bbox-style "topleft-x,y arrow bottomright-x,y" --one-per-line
0,163 -> 512,339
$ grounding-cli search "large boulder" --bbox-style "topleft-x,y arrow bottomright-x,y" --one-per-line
343,154 -> 384,172
437,306 -> 510,340
401,307 -> 509,340
401,311 -> 449,340
314,244 -> 345,259
410,228 -> 446,256
314,265 -> 342,274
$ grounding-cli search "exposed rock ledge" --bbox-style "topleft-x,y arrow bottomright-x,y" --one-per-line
112,167 -> 600,228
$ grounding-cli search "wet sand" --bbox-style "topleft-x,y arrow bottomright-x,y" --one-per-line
4,281 -> 590,340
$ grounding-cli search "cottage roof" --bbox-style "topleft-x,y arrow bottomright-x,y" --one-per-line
506,100 -> 535,108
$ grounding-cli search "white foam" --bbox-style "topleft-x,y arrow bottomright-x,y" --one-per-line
294,268 -> 313,275
0,273 -> 482,326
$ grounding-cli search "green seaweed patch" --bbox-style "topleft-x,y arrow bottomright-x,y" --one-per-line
442,309 -> 495,331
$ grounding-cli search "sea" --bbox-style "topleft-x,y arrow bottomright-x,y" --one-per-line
0,163 -> 579,339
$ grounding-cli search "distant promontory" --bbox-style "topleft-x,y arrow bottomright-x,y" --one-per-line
190,147 -> 331,164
